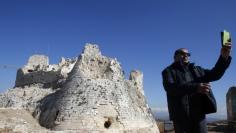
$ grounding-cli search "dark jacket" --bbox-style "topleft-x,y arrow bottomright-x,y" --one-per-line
162,56 -> 231,121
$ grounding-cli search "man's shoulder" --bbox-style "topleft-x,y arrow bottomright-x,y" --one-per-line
162,64 -> 174,73
189,63 -> 206,74
190,63 -> 204,70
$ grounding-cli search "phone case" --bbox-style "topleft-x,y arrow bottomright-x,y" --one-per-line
221,30 -> 231,47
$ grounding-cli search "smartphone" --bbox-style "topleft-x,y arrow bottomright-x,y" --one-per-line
221,30 -> 231,47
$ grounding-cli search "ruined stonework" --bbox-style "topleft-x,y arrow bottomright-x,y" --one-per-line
227,86 -> 236,121
15,55 -> 76,88
0,44 -> 159,133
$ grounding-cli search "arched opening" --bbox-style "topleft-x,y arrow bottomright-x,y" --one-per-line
104,118 -> 112,129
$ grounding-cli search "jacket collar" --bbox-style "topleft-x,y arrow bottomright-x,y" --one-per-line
171,62 -> 195,71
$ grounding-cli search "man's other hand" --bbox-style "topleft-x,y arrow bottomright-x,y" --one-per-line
197,83 -> 211,94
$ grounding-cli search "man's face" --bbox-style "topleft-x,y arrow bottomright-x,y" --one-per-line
175,49 -> 191,64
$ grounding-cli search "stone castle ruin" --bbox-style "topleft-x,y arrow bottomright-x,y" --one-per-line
0,44 -> 159,133
15,54 -> 77,88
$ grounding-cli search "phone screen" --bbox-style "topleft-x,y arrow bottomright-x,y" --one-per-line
221,30 -> 231,47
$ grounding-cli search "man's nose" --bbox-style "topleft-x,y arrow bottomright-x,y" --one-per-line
183,54 -> 188,57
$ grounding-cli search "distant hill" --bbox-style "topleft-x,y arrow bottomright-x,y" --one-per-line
153,111 -> 227,123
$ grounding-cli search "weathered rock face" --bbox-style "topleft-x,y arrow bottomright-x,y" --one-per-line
0,44 -> 159,133
0,86 -> 55,114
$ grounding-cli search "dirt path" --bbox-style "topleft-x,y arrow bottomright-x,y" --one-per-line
0,108 -> 48,132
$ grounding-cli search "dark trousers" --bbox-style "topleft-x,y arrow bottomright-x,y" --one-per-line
173,118 -> 207,133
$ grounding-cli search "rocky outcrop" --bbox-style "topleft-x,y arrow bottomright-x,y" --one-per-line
0,85 -> 55,114
0,43 -> 159,133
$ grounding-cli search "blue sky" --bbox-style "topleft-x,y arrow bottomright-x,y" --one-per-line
0,0 -> 235,118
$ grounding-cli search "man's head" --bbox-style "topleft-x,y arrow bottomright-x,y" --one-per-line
174,48 -> 191,64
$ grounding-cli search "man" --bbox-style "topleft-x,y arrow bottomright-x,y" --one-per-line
162,44 -> 232,133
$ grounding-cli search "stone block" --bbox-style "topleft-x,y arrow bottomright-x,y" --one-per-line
227,86 -> 236,121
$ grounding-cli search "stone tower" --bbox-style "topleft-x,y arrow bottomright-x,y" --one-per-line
33,44 -> 159,132
227,86 -> 236,121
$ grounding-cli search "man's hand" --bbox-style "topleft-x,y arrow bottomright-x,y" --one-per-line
197,83 -> 211,94
221,43 -> 232,60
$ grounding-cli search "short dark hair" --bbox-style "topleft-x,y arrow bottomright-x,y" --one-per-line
174,48 -> 186,58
